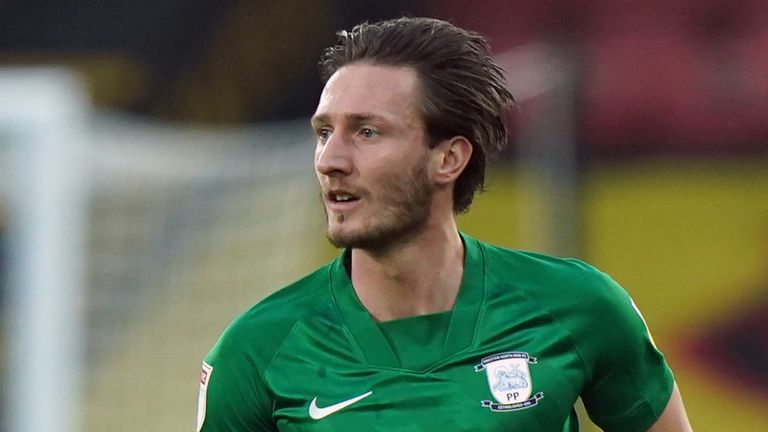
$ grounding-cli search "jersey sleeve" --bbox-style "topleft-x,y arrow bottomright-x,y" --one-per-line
573,265 -> 675,432
197,320 -> 276,432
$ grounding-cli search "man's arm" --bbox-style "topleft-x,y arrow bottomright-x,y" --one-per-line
563,263 -> 686,431
199,318 -> 277,432
647,384 -> 692,432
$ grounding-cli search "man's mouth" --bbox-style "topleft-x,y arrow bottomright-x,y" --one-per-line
326,189 -> 361,204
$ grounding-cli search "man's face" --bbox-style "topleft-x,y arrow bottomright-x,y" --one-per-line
312,63 -> 435,252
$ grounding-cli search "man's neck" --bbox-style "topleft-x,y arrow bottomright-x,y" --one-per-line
350,222 -> 465,322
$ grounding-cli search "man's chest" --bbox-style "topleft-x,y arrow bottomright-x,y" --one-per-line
266,325 -> 585,432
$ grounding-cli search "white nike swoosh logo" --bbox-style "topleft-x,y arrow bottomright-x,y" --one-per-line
308,391 -> 373,420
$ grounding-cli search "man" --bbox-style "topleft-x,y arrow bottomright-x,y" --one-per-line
198,17 -> 692,431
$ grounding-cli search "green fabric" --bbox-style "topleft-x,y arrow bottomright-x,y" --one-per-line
377,311 -> 451,371
199,234 -> 674,431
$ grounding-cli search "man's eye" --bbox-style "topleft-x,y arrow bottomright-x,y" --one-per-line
317,128 -> 331,140
360,128 -> 377,138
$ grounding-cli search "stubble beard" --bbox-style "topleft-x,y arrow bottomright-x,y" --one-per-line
323,161 -> 434,254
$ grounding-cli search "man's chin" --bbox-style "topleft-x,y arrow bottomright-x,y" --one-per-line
325,228 -> 359,249
325,226 -> 410,253
324,210 -> 428,252
325,225 -> 376,249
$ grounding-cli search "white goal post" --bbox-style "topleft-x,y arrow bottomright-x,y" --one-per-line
0,68 -> 90,432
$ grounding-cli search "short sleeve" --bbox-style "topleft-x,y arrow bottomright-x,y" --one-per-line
197,322 -> 276,432
577,270 -> 675,432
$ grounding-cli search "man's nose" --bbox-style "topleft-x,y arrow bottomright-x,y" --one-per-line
315,132 -> 353,177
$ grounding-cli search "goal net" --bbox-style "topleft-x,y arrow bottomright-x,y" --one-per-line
0,68 -> 325,431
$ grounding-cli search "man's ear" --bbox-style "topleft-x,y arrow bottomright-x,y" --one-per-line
430,136 -> 473,185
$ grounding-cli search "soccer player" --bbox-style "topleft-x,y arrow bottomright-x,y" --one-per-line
197,17 -> 692,431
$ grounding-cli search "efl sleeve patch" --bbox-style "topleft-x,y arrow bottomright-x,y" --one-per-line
197,361 -> 214,432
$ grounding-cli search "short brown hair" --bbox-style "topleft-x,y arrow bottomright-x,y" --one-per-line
318,17 -> 514,213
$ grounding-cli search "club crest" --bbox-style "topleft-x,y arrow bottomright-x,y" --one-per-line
474,352 -> 544,412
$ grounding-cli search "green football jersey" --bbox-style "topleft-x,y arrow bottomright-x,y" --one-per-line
198,234 -> 674,432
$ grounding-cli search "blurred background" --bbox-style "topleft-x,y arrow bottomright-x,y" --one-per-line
0,0 -> 766,431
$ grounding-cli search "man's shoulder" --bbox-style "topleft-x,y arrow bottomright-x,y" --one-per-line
476,239 -> 625,308
479,240 -> 606,285
208,261 -> 336,362
234,261 -> 335,332
477,240 -> 641,339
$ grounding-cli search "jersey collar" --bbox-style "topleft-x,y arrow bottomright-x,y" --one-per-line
329,233 -> 486,369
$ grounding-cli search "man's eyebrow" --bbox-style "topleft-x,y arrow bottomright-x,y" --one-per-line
348,113 -> 383,123
310,114 -> 328,128
311,113 -> 387,128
